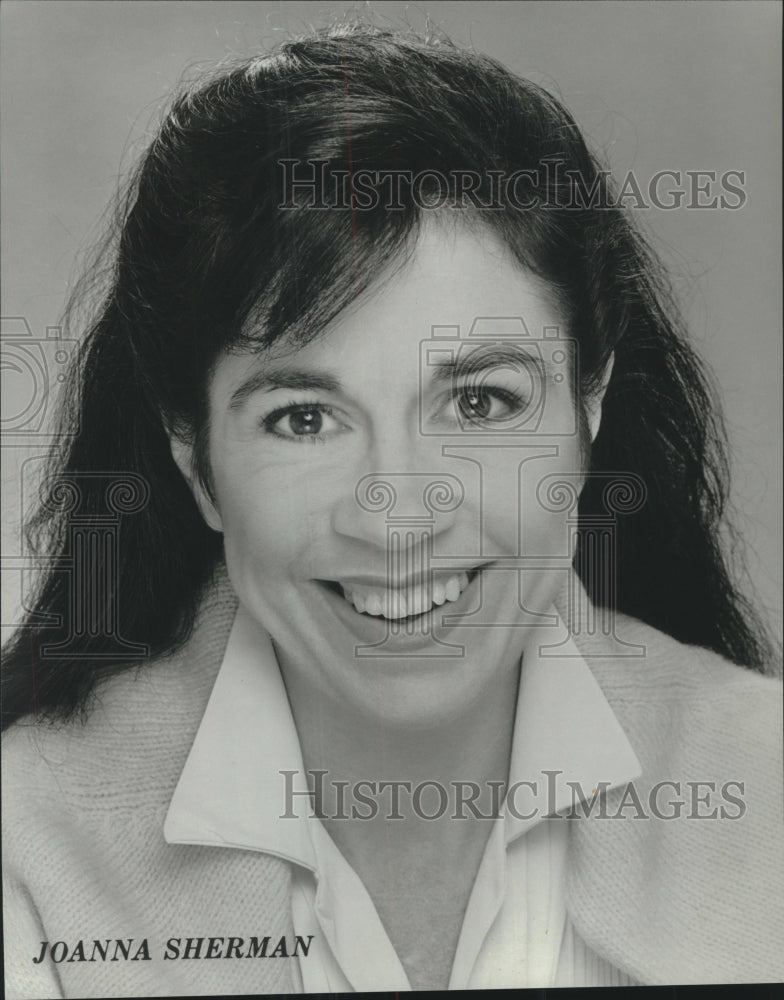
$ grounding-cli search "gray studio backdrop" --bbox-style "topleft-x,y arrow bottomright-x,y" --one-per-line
1,0 -> 781,646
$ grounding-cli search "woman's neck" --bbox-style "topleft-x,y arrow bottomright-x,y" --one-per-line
276,644 -> 523,835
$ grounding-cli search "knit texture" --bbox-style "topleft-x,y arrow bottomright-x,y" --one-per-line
3,564 -> 782,996
557,611 -> 784,985
3,569 -> 295,999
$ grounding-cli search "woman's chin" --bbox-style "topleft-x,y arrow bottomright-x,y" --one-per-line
255,577 -> 533,731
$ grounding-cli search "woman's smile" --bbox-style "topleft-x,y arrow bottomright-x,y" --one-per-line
314,566 -> 482,635
332,568 -> 473,619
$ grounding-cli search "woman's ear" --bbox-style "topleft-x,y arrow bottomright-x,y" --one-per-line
583,352 -> 615,443
168,430 -> 224,533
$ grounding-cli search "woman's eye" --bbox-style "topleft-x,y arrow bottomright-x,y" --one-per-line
454,385 -> 526,426
263,404 -> 344,440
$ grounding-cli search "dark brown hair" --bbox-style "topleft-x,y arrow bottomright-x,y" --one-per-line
2,24 -> 774,729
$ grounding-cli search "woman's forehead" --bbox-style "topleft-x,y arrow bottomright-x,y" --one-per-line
212,226 -> 569,400
254,222 -> 563,351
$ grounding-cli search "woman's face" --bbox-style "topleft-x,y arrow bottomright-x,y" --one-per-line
186,223 -> 593,728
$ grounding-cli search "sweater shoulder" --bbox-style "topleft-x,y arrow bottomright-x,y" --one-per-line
2,567 -> 239,812
584,611 -> 781,704
579,614 -> 782,781
2,664 -> 204,831
566,615 -> 784,984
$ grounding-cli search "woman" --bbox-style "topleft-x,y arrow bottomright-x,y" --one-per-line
2,24 -> 781,996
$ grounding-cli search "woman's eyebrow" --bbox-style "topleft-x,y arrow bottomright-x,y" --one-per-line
429,344 -> 549,382
228,368 -> 342,410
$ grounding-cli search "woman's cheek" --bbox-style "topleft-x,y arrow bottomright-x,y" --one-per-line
480,448 -> 580,559
216,468 -> 297,567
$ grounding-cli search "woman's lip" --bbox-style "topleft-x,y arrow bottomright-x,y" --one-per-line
318,565 -> 491,591
311,566 -> 487,645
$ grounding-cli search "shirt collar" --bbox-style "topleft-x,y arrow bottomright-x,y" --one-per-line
163,604 -> 317,871
503,612 -> 641,842
164,599 -> 641,863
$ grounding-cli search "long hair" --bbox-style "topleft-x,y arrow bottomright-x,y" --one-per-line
2,24 -> 774,730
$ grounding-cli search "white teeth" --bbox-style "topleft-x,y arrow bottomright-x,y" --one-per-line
337,572 -> 474,620
365,593 -> 382,616
407,588 -> 428,617
390,592 -> 405,618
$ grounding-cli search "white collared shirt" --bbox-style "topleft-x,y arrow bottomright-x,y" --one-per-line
164,604 -> 641,990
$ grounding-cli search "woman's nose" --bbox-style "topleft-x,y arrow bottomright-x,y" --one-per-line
329,469 -> 466,549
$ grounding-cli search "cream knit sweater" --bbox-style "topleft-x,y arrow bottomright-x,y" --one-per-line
3,567 -> 783,997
